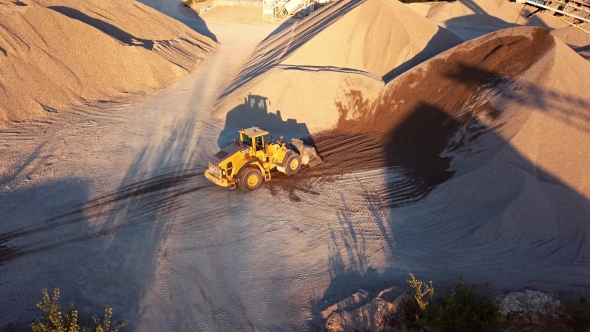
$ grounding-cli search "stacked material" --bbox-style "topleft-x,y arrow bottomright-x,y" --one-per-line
312,26 -> 590,203
305,27 -> 590,288
552,26 -> 590,48
214,0 -> 462,133
0,0 -> 215,128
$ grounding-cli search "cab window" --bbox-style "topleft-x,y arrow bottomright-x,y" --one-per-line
255,136 -> 264,151
242,135 -> 253,147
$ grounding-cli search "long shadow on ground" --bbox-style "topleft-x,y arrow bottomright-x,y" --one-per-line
136,0 -> 217,42
217,93 -> 312,147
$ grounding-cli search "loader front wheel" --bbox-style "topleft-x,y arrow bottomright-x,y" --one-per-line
285,153 -> 302,175
239,167 -> 263,191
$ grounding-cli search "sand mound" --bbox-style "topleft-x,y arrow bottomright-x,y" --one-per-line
0,0 -> 215,128
215,0 -> 461,133
267,27 -> 590,213
404,2 -> 433,18
280,0 -> 462,79
552,26 -> 590,49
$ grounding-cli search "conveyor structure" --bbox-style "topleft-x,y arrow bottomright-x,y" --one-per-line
514,0 -> 590,33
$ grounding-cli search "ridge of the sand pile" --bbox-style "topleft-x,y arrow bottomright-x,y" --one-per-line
552,26 -> 590,49
213,0 -> 462,134
0,0 -> 216,129
299,26 -> 554,172
376,27 -> 590,287
305,26 -> 590,208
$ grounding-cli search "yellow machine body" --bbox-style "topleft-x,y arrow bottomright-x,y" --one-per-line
204,126 -> 321,191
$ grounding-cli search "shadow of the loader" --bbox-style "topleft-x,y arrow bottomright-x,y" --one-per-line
217,93 -> 313,148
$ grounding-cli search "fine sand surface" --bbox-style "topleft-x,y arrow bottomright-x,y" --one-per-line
199,5 -> 272,24
214,0 -> 462,135
0,5 -> 283,330
0,0 -> 215,129
552,26 -> 590,49
2,1 -> 590,332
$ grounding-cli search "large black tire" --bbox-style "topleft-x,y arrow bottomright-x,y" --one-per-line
285,153 -> 302,175
238,167 -> 263,191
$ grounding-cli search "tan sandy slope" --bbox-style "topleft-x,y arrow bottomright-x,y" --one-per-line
215,0 -> 462,133
0,0 -> 215,128
281,0 -> 462,78
552,26 -> 590,48
302,28 -> 590,330
333,26 -> 590,201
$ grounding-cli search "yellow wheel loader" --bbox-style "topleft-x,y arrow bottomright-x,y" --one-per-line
204,126 -> 322,191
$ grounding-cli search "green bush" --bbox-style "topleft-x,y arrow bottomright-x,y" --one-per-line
30,288 -> 127,332
433,277 -> 500,332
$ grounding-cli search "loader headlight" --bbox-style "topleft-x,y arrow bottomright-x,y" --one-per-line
221,169 -> 226,177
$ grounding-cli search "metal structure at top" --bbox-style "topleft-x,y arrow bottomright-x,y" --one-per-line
262,0 -> 282,21
514,0 -> 590,33
263,0 -> 316,21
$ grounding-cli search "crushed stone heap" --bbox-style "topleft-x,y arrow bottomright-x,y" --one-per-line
214,0 -> 462,133
0,0 -> 215,128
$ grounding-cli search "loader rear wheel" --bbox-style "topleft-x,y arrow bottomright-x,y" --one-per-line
239,167 -> 263,191
285,153 -> 302,175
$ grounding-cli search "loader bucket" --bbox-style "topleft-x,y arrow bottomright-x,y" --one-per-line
291,138 -> 322,167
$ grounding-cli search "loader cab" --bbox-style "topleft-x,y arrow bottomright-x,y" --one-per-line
239,127 -> 270,159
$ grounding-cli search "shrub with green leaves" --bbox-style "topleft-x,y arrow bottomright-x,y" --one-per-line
30,288 -> 127,332
434,277 -> 500,332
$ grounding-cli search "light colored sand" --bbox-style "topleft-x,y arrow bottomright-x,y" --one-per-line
382,26 -> 590,293
214,0 -> 462,134
0,0 -> 215,129
1,1 -> 590,331
552,26 -> 590,49
426,0 -> 568,28
281,0 -> 461,77
316,26 -> 590,329
404,2 -> 433,18
0,17 -> 282,331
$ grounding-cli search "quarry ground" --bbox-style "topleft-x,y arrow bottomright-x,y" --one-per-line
1,4 -> 590,332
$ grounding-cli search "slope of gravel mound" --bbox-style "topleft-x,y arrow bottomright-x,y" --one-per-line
214,0 -> 461,133
292,27 -> 590,287
284,26 -> 590,215
280,0 -> 462,79
552,26 -> 590,49
0,0 -> 215,128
